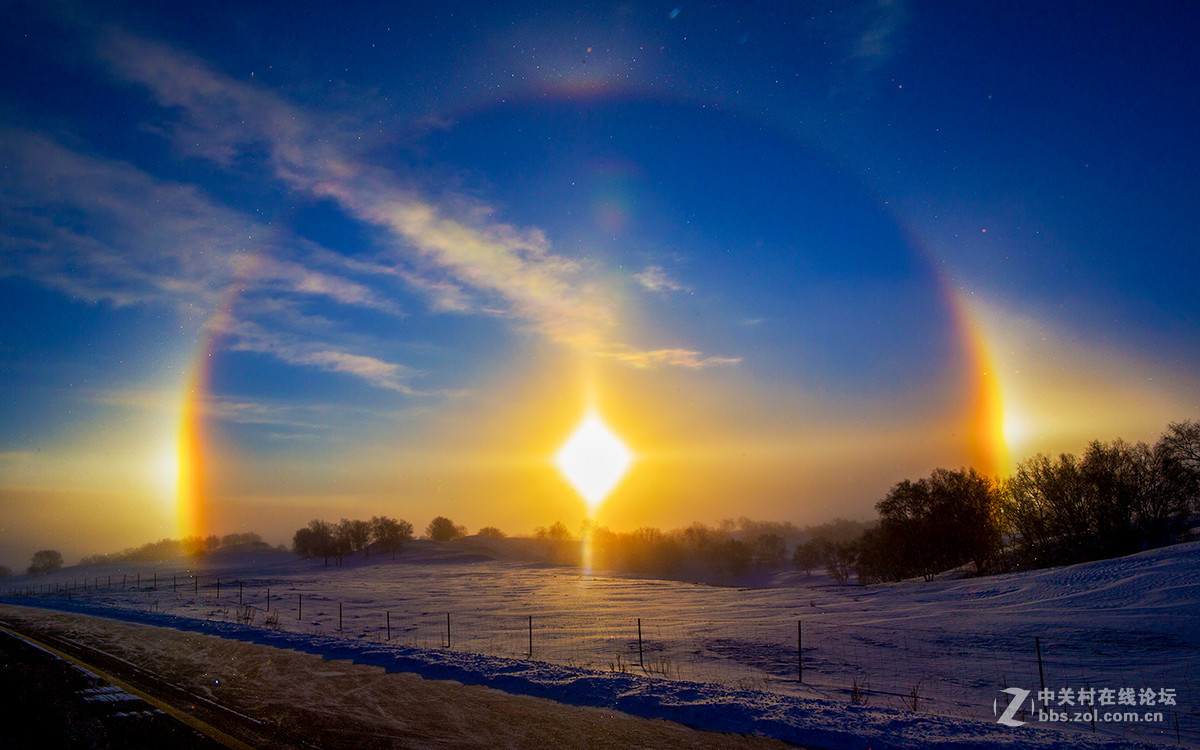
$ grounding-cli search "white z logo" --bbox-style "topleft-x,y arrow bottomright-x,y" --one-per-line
995,688 -> 1030,727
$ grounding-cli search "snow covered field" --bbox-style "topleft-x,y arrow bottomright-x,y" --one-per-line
4,538 -> 1197,748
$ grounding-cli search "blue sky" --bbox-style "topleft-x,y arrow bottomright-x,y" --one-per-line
2,0 -> 1198,567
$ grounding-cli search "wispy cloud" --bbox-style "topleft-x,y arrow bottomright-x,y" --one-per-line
605,347 -> 741,369
850,0 -> 906,66
0,129 -> 418,391
210,316 -> 417,393
0,130 -> 243,310
823,0 -> 909,103
252,257 -> 405,316
634,265 -> 689,293
97,30 -> 732,369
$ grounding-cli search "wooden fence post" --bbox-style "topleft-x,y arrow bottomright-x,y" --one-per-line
1035,637 -> 1045,690
637,618 -> 644,669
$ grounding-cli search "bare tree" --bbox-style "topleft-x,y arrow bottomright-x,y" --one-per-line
792,540 -> 823,576
1162,420 -> 1200,513
347,519 -> 371,557
753,533 -> 787,567
27,550 -> 63,575
370,516 -> 414,559
1162,420 -> 1200,467
297,519 -> 335,566
824,541 -> 857,585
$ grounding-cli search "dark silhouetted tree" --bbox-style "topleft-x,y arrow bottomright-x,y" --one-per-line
753,533 -> 787,567
681,523 -> 716,558
346,519 -> 371,557
1137,438 -> 1196,545
220,532 -> 264,548
1161,420 -> 1200,513
427,516 -> 464,542
792,539 -> 823,576
534,520 -> 575,563
369,516 -> 413,559
1005,430 -> 1195,567
1079,440 -> 1145,558
292,527 -> 317,559
535,521 -> 571,541
853,526 -> 890,584
294,519 -> 336,566
332,519 -> 356,565
823,540 -> 857,585
1163,420 -> 1200,470
476,526 -> 506,538
716,538 -> 752,577
27,550 -> 62,575
875,467 -> 1003,580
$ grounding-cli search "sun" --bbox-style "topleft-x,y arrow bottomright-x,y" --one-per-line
555,411 -> 633,510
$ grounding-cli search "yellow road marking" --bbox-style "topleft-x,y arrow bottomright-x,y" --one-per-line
0,622 -> 257,750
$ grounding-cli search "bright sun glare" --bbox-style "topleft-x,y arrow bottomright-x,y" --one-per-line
1002,405 -> 1030,453
555,411 -> 633,510
153,444 -> 181,504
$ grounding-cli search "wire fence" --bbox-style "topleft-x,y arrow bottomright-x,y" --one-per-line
6,573 -> 1196,747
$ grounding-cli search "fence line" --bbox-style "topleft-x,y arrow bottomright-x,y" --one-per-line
3,574 -> 1194,747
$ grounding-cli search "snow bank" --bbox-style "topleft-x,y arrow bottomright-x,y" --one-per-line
4,539 -> 1196,748
0,593 -> 1177,749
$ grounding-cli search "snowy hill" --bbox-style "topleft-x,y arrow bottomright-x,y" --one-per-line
4,539 -> 1197,748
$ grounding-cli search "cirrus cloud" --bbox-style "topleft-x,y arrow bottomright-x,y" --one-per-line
97,30 -> 734,370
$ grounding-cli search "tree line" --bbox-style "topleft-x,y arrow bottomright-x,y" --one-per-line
526,422 -> 1197,585
291,516 -> 416,566
78,532 -> 269,566
19,422 -> 1193,586
813,421 -> 1199,584
527,517 -> 869,579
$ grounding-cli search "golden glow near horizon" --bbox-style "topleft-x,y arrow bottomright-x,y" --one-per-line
1002,404 -> 1032,455
555,411 -> 633,511
153,444 -> 181,504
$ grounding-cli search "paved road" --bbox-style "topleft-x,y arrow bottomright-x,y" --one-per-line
0,624 -> 233,749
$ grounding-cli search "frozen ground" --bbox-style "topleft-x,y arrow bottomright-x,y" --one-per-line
0,605 -> 790,750
4,538 -> 1197,748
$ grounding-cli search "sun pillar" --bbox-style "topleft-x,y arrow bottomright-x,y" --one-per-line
556,408 -> 633,573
